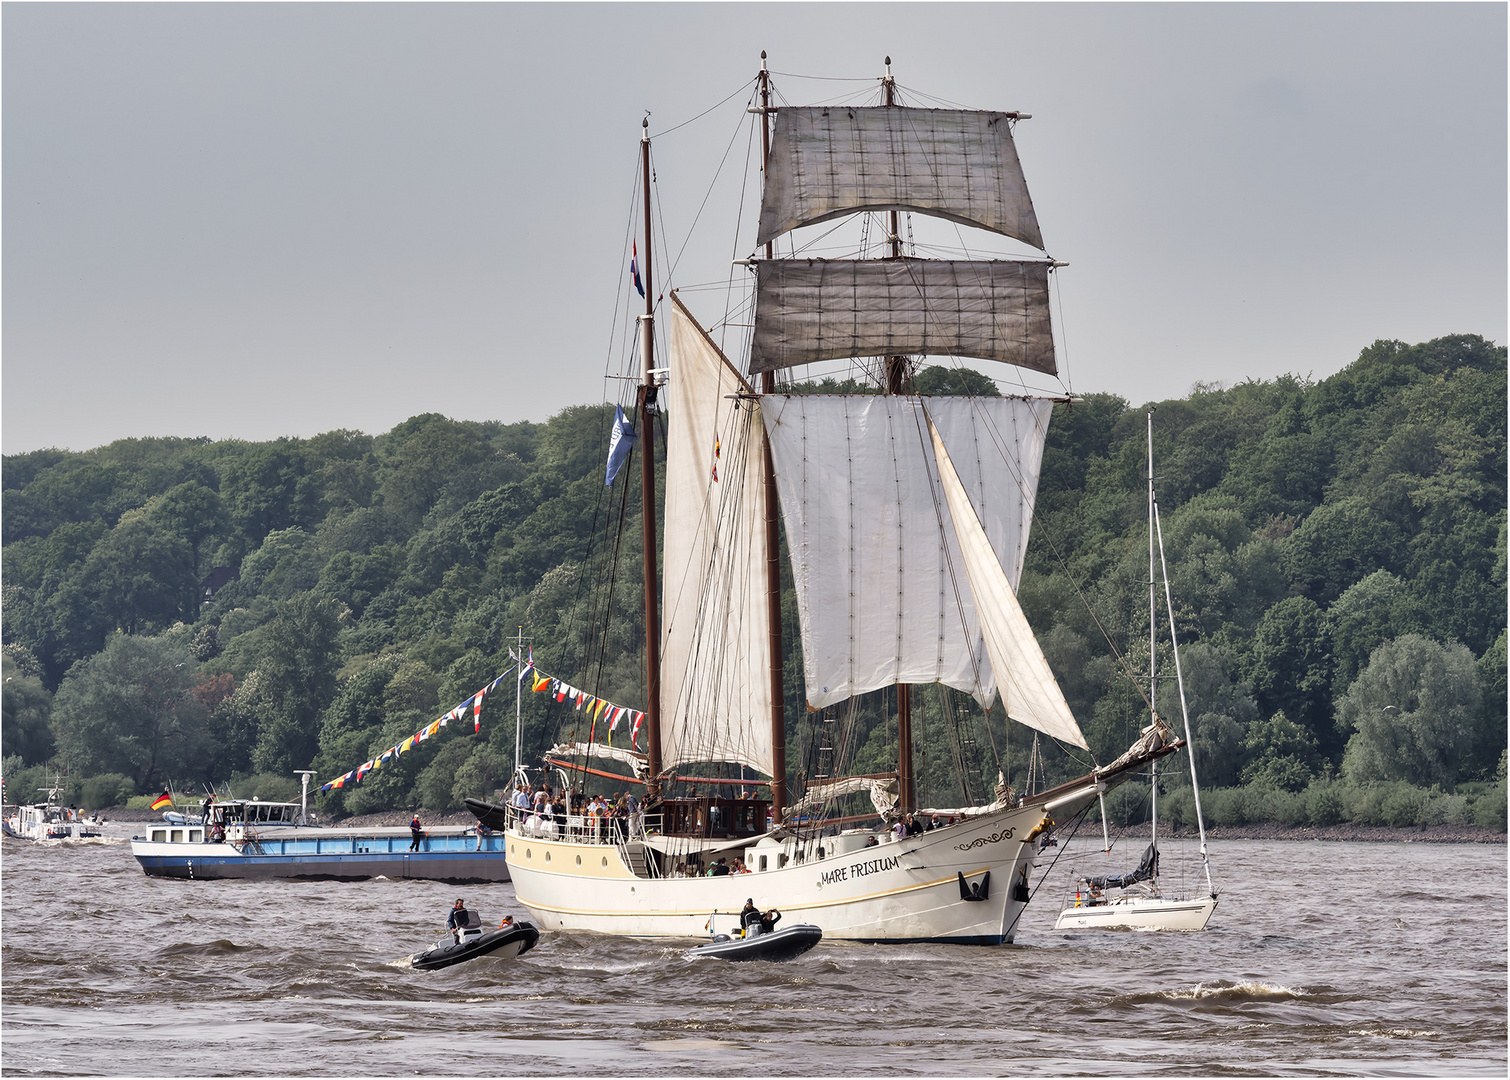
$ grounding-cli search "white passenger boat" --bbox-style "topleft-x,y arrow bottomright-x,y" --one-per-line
2,777 -> 104,841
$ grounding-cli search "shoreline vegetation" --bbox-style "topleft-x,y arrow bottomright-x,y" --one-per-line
3,333 -> 1505,827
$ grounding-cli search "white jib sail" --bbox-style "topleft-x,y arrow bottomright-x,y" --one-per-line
761,394 -> 1053,711
660,297 -> 774,778
927,414 -> 1088,749
758,106 -> 1044,249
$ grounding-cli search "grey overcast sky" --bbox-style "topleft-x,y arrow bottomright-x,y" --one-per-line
4,3 -> 1505,455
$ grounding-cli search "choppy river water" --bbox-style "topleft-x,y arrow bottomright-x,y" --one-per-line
2,827 -> 1504,1077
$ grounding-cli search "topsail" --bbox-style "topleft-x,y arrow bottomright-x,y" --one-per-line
758,107 -> 1043,249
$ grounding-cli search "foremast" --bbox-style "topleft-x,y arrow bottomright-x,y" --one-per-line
637,117 -> 663,793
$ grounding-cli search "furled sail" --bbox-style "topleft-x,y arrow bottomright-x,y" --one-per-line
760,393 -> 1053,711
758,106 -> 1043,249
660,296 -> 774,777
927,415 -> 1087,749
749,258 -> 1055,376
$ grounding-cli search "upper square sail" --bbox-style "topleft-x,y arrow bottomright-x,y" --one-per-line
757,106 -> 1044,249
750,257 -> 1056,376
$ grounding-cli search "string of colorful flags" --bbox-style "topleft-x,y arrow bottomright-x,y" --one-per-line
522,652 -> 648,751
319,668 -> 512,793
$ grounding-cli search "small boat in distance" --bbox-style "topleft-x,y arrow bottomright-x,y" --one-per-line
410,915 -> 540,971
1055,413 -> 1217,932
3,775 -> 104,841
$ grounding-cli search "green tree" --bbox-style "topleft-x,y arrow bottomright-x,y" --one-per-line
1240,710 -> 1320,791
50,634 -> 212,790
1156,641 -> 1257,789
1283,497 -> 1405,605
1,653 -> 55,765
144,481 -> 231,583
1248,596 -> 1335,758
250,594 -> 343,775
1327,571 -> 1422,694
1338,634 -> 1482,787
78,511 -> 196,634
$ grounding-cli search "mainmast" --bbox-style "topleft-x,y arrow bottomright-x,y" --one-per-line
1148,410 -> 1158,860
881,56 -> 916,813
757,53 -> 788,818
638,117 -> 663,793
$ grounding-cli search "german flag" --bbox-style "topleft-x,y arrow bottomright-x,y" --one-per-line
150,791 -> 173,811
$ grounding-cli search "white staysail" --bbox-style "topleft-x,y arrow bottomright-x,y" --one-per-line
660,297 -> 774,777
927,416 -> 1087,749
750,258 -> 1055,376
761,393 -> 1053,711
758,106 -> 1044,249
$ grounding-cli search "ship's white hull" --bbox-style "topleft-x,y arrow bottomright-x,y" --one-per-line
1054,893 -> 1217,931
505,793 -> 1096,944
3,806 -> 102,841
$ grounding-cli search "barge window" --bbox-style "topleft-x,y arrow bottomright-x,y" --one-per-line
151,829 -> 166,842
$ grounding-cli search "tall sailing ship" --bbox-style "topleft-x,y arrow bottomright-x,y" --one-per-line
487,57 -> 1180,944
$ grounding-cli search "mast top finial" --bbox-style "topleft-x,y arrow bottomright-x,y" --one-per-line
885,55 -> 892,66
761,49 -> 767,60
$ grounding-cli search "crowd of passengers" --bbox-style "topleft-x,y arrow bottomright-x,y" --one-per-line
507,784 -> 645,841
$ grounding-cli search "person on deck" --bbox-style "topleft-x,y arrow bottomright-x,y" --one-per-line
409,815 -> 424,851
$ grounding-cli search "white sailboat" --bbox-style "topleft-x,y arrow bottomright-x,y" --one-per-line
494,57 -> 1183,944
1055,412 -> 1217,931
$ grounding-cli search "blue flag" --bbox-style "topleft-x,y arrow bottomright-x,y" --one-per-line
605,405 -> 638,487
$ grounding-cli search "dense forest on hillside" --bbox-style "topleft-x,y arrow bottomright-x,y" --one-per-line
3,334 -> 1505,831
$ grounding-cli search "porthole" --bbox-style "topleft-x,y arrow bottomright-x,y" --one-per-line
526,848 -> 532,860
510,844 -> 516,855
601,856 -> 608,867
576,855 -> 582,866
545,851 -> 552,863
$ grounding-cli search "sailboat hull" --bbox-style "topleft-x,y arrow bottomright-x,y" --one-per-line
505,797 -> 1080,945
1054,894 -> 1217,932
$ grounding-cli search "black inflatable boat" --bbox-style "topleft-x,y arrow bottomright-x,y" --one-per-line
687,923 -> 823,962
412,916 -> 540,971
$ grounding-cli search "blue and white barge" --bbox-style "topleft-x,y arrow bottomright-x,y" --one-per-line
130,798 -> 508,883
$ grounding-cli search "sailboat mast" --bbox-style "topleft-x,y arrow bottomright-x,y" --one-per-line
1148,410 -> 1157,853
638,118 -> 664,789
757,53 -> 788,817
881,56 -> 916,813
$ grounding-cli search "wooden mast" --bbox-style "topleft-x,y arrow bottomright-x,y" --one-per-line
638,117 -> 663,794
881,56 -> 916,812
757,52 -> 789,818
